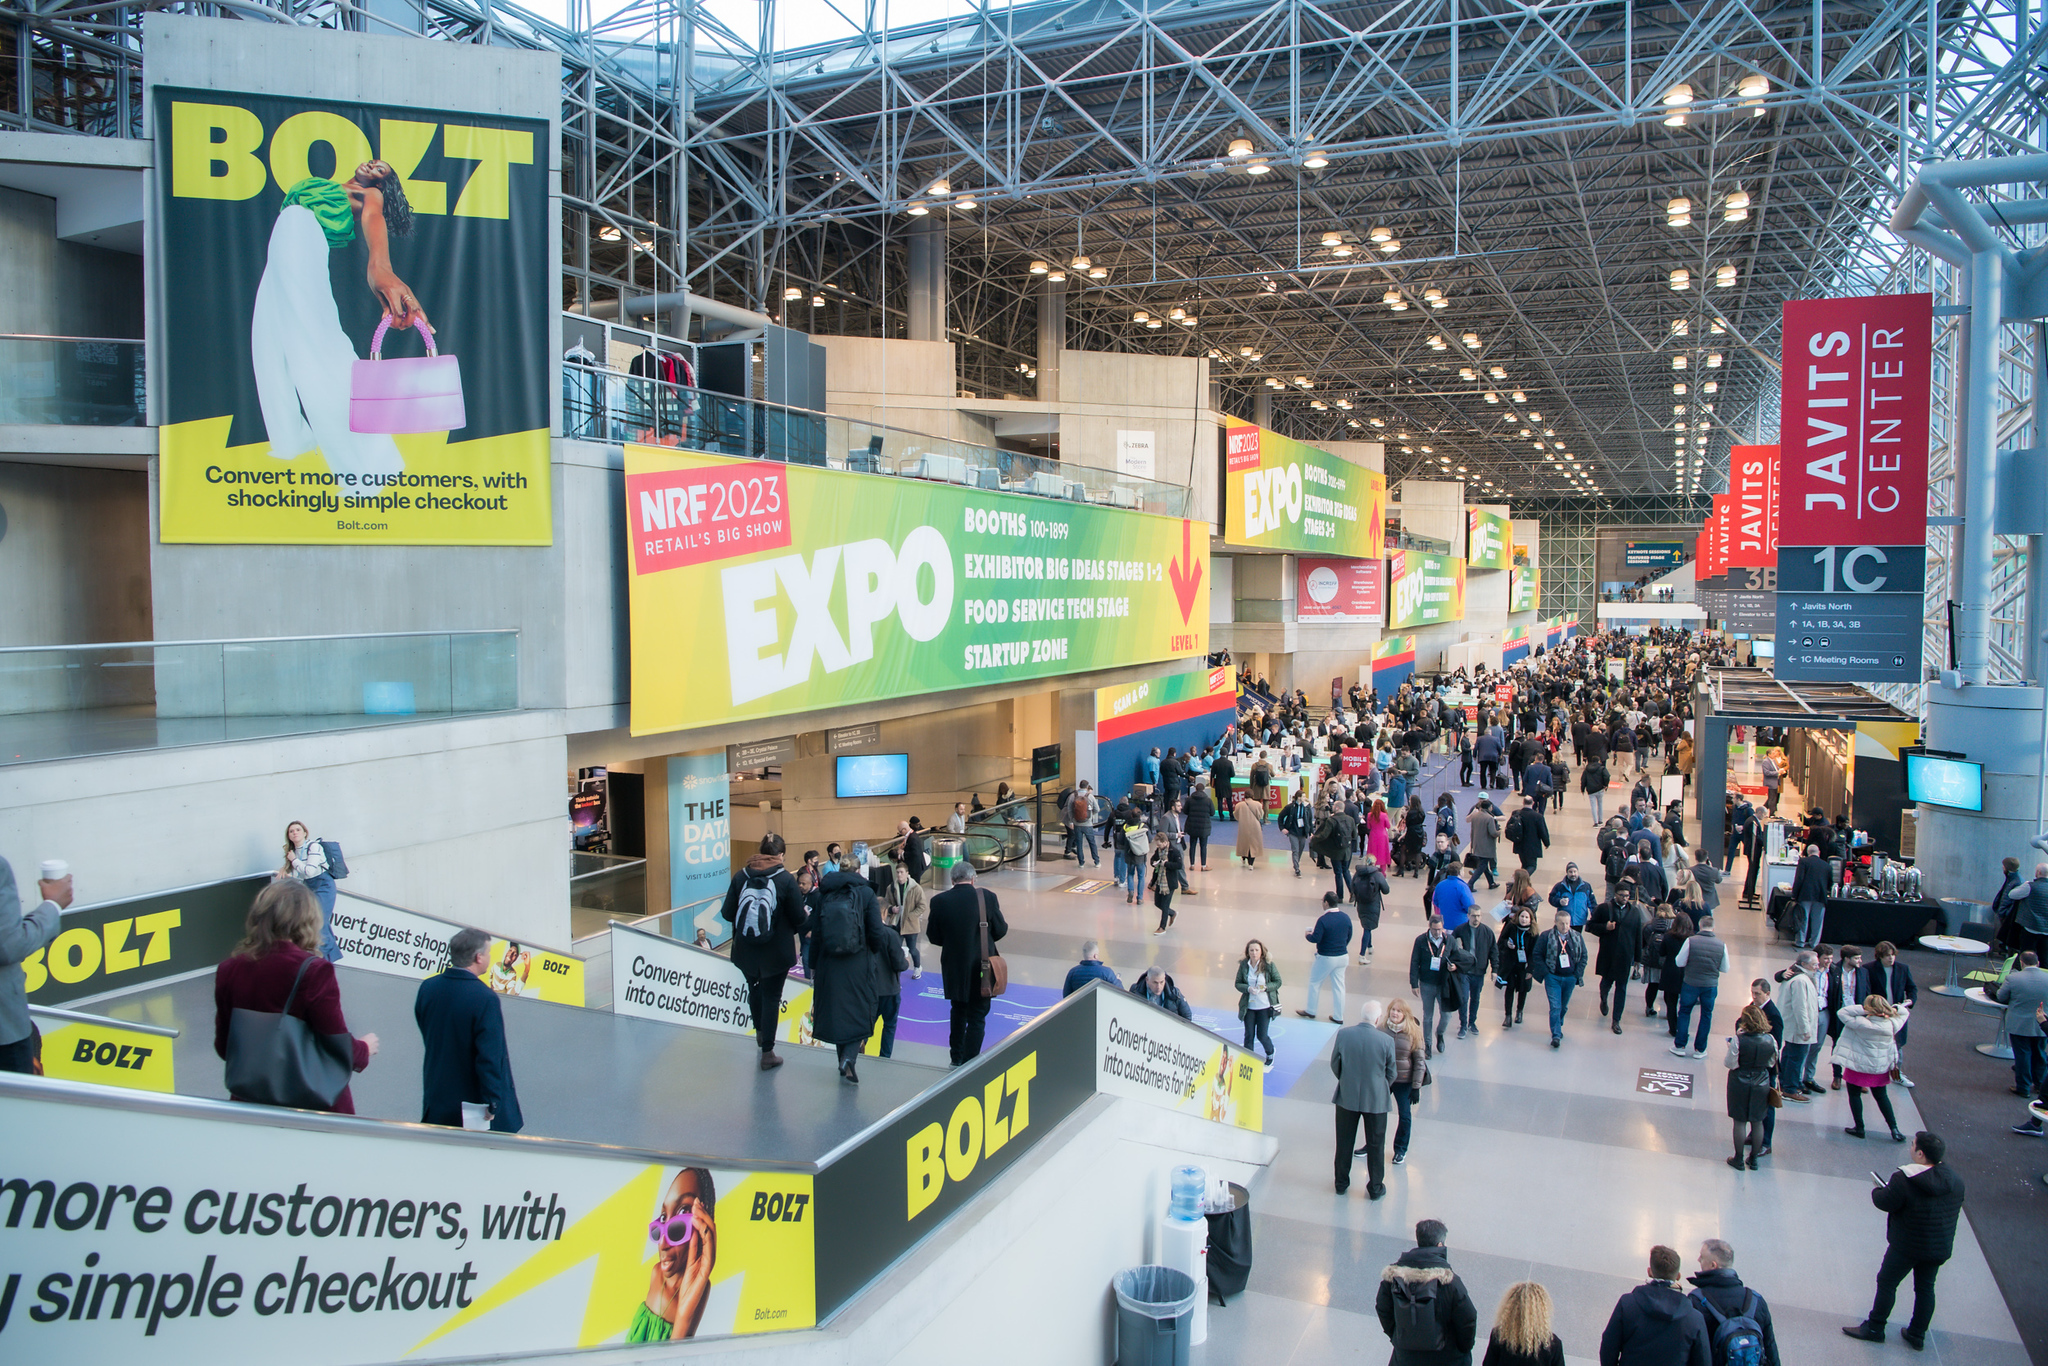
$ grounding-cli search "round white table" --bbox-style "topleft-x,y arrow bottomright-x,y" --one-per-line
1964,985 -> 2016,1060
1919,934 -> 1991,996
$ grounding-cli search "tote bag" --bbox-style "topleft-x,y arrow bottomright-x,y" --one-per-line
350,317 -> 466,433
224,956 -> 356,1109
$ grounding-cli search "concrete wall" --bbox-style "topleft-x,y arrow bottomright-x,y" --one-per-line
0,711 -> 572,945
1918,684 -> 2043,902
0,461 -> 153,711
57,240 -> 144,339
1394,477 -> 1466,546
0,185 -> 58,335
1059,350 -> 1216,524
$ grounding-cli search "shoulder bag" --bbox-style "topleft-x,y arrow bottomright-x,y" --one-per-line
974,888 -> 1008,998
224,956 -> 356,1109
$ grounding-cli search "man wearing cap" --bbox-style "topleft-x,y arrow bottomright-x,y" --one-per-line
1548,862 -> 1598,930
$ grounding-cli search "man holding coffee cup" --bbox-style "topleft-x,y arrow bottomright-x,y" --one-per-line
0,855 -> 69,1074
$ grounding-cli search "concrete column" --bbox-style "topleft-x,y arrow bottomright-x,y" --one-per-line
1957,249 -> 2003,683
1253,391 -> 1273,427
2029,322 -> 2048,687
1036,277 -> 1065,403
907,220 -> 947,343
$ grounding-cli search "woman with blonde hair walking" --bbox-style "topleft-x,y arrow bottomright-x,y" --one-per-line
1483,1281 -> 1565,1366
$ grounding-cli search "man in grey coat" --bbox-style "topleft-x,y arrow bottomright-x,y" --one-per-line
1332,998 -> 1398,1199
0,854 -> 67,1073
1995,951 -> 2048,1101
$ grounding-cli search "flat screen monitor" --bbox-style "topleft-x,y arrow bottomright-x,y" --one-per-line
836,753 -> 909,799
1905,753 -> 1983,812
1030,743 -> 1061,785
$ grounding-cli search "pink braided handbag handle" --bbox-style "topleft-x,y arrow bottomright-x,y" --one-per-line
368,316 -> 437,359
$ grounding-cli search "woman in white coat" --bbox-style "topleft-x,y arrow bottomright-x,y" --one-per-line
1836,995 -> 1909,1142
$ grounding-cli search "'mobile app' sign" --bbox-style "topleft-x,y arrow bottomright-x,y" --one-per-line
1222,422 -> 1385,558
1386,552 -> 1466,629
1775,294 -> 1930,684
626,447 -> 1208,733
1295,556 -> 1382,621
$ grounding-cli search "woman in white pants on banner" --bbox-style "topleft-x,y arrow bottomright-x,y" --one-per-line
250,161 -> 422,480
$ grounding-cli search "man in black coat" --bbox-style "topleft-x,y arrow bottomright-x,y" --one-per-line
1687,1239 -> 1780,1366
1588,886 -> 1647,1035
1600,1244 -> 1710,1366
808,867 -> 891,1083
925,863 -> 1008,1065
1790,843 -> 1833,950
1843,1132 -> 1966,1350
415,926 -> 523,1132
1375,1218 -> 1479,1365
721,833 -> 809,1072
1506,796 -> 1550,874
1210,752 -> 1237,809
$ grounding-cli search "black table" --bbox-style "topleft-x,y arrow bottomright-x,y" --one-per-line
1766,890 -> 1940,948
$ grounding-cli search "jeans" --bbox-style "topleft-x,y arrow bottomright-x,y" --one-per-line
1242,1007 -> 1275,1057
1545,975 -> 1577,1039
1305,955 -> 1346,1022
1471,855 -> 1498,889
1794,900 -> 1826,948
1075,824 -> 1100,865
1456,973 -> 1481,1030
1419,982 -> 1450,1044
1588,791 -> 1605,824
1333,858 -> 1352,900
2012,1034 -> 2047,1095
0,1030 -> 36,1074
747,973 -> 787,1051
948,997 -> 993,1065
1392,1085 -> 1415,1157
1779,1040 -> 1815,1092
1288,833 -> 1308,873
1335,1107 -> 1388,1192
1119,853 -> 1145,898
875,994 -> 900,1058
306,873 -> 340,961
1189,834 -> 1209,867
901,932 -> 922,970
1674,983 -> 1717,1053
1866,1247 -> 1944,1339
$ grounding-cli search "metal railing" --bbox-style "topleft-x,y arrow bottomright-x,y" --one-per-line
0,335 -> 145,426
563,364 -> 1194,518
0,630 -> 519,765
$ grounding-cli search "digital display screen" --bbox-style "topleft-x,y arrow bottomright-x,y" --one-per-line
1905,753 -> 1983,812
836,753 -> 910,798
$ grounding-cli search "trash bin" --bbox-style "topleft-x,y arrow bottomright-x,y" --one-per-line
932,837 -> 964,874
1204,1181 -> 1252,1303
1113,1265 -> 1198,1366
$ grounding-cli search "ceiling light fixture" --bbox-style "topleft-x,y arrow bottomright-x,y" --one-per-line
1670,268 -> 1691,290
1674,382 -> 1688,394
1133,310 -> 1149,323
599,225 -> 623,241
1461,332 -> 1481,348
1303,150 -> 1329,169
1146,317 -> 1164,329
1028,260 -> 1049,275
1489,365 -> 1506,379
906,202 -> 929,216
1724,189 -> 1751,222
1511,390 -> 1526,403
783,286 -> 803,300
1046,268 -> 1066,282
1673,354 -> 1688,369
1369,226 -> 1393,243
953,196 -> 977,210
1369,417 -> 1385,427
1089,265 -> 1108,279
1245,159 -> 1271,176
1716,264 -> 1738,287
928,178 -> 951,196
811,294 -> 825,307
1706,352 -> 1723,367
1379,237 -> 1401,253
1227,137 -> 1254,158
1071,254 -> 1091,271
1703,381 -> 1719,393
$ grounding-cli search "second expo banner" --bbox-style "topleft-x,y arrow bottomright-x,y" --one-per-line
625,448 -> 1210,734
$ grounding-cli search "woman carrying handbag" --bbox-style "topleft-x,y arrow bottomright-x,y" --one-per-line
214,880 -> 377,1113
1723,1004 -> 1779,1170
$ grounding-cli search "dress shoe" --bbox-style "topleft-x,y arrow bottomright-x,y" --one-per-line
1746,1156 -> 1759,1170
1726,1155 -> 1745,1170
1901,1330 -> 1925,1352
840,1061 -> 859,1084
1367,1184 -> 1386,1200
1611,1024 -> 1622,1035
759,1051 -> 784,1071
1841,1325 -> 1885,1344
1785,1091 -> 1811,1103
1890,1128 -> 1907,1143
1295,1009 -> 1314,1018
1335,1183 -> 1349,1195
1844,1126 -> 1866,1138
1550,1037 -> 1561,1049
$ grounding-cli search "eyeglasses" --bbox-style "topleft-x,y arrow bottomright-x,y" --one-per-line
647,1209 -> 696,1249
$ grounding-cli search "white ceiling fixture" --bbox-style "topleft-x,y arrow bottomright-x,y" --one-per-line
1670,268 -> 1691,290
1227,137 -> 1254,158
1716,263 -> 1738,288
1724,190 -> 1751,222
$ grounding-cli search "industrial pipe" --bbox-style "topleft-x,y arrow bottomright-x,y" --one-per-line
577,292 -> 775,338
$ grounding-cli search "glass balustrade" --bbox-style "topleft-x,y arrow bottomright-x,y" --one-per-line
0,335 -> 145,425
0,630 -> 517,765
563,364 -> 1193,518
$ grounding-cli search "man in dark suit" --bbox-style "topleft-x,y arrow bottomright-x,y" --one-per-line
415,926 -> 523,1133
1842,1131 -> 1965,1350
1331,999 -> 1398,1199
925,864 -> 1007,1065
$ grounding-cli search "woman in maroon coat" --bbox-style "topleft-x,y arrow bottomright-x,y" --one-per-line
214,879 -> 378,1112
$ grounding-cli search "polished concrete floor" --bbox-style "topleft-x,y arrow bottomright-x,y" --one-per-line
979,745 -> 2029,1366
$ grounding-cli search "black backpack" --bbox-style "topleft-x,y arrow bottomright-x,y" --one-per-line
1504,812 -> 1525,845
816,882 -> 865,957
1387,1275 -> 1447,1352
733,872 -> 777,943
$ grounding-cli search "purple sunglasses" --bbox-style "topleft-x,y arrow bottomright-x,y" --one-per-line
647,1208 -> 695,1249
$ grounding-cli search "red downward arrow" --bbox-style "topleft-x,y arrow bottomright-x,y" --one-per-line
1168,519 -> 1203,623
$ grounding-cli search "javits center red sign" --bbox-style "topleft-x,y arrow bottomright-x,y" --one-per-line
1778,294 -> 1931,544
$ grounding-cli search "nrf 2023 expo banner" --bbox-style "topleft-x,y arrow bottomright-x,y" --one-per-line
0,1090 -> 814,1364
1222,422 -> 1385,557
1465,508 -> 1509,571
153,88 -> 551,545
1386,551 -> 1466,629
625,447 -> 1209,734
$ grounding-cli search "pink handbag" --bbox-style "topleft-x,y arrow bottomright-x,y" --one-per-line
350,317 -> 466,434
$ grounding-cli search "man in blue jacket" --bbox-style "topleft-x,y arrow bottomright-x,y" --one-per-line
1298,891 -> 1353,1024
1062,940 -> 1121,997
415,926 -> 524,1133
1549,863 -> 1598,928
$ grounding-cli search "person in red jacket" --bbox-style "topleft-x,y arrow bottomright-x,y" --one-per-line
214,879 -> 378,1113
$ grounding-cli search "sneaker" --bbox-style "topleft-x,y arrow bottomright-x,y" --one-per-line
1550,1037 -> 1561,1049
1392,1151 -> 1407,1165
1692,1049 -> 1707,1059
2012,1121 -> 2044,1136
1670,1045 -> 1691,1057
911,966 -> 923,980
1897,1073 -> 1915,1088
